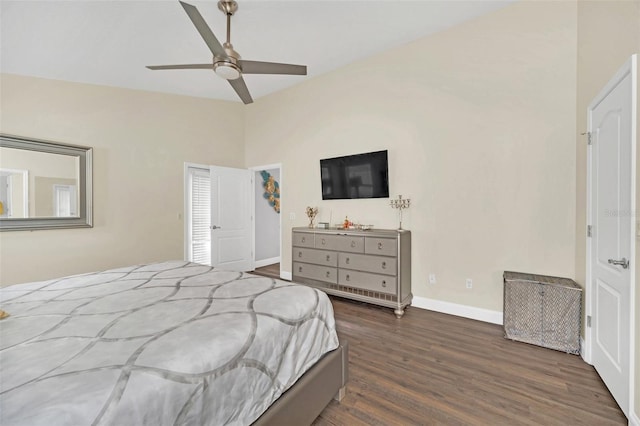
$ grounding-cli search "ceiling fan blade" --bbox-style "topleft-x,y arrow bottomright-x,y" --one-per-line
179,1 -> 227,59
146,64 -> 212,70
228,77 -> 253,104
240,60 -> 307,76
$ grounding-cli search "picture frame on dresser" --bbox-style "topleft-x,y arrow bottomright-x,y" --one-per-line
292,227 -> 411,317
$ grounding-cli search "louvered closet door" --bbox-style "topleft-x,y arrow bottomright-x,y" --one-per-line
187,166 -> 211,265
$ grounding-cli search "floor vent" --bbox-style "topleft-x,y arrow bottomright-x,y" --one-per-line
326,283 -> 397,302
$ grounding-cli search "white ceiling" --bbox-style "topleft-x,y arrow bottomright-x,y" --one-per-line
0,0 -> 513,103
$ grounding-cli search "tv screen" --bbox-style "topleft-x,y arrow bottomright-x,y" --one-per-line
320,150 -> 389,200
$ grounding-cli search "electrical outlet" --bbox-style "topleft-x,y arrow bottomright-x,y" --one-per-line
465,278 -> 473,289
289,212 -> 296,220
429,273 -> 436,284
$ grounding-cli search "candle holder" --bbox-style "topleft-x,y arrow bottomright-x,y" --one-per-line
389,195 -> 411,230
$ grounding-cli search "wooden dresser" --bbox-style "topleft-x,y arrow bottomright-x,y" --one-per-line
292,227 -> 411,317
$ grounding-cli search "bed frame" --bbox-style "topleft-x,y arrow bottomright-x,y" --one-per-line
253,340 -> 349,426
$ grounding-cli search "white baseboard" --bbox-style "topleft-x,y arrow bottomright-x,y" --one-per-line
254,257 -> 280,269
411,296 -> 503,325
280,271 -> 292,281
630,410 -> 640,426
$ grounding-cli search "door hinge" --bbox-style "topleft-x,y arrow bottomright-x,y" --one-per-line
587,225 -> 592,237
587,315 -> 591,328
587,132 -> 592,145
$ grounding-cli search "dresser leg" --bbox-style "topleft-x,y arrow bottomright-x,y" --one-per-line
394,307 -> 405,318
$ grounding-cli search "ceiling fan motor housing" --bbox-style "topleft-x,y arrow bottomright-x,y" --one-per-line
213,42 -> 242,80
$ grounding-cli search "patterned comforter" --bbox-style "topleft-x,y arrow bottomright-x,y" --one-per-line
0,261 -> 339,425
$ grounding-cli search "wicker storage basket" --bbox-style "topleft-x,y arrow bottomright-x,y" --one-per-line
503,271 -> 582,354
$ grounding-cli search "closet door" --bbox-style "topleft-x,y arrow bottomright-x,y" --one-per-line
185,165 -> 211,265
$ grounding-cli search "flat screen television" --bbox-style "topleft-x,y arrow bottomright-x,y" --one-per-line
320,150 -> 389,200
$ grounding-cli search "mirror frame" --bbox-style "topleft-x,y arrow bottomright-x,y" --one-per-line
0,134 -> 93,231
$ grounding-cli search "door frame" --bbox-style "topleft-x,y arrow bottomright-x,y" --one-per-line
584,54 -> 637,418
249,163 -> 282,278
0,168 -> 29,217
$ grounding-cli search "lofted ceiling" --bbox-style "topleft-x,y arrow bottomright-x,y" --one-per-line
0,0 -> 513,103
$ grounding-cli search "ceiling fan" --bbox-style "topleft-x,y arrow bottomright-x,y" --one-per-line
147,1 -> 307,104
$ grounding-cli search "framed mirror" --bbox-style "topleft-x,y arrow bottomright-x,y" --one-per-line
0,134 -> 93,231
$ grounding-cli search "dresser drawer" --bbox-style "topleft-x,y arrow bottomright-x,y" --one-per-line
292,232 -> 315,248
339,253 -> 397,276
293,262 -> 337,284
315,234 -> 364,253
365,237 -> 397,257
293,248 -> 338,267
338,270 -> 396,295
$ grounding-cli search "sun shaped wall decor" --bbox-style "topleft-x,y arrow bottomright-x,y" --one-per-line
260,170 -> 280,213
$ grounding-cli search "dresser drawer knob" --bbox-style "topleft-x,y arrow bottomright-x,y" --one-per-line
378,242 -> 383,250
346,274 -> 350,281
301,237 -> 306,243
382,280 -> 387,288
326,255 -> 331,262
326,271 -> 331,278
350,241 -> 356,248
345,257 -> 350,264
298,252 -> 302,258
321,238 -> 326,245
298,266 -> 302,273
381,261 -> 386,269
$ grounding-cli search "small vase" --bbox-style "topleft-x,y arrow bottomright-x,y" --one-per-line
308,217 -> 315,228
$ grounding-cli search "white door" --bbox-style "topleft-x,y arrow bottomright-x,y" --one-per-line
210,166 -> 254,271
587,55 -> 636,417
53,184 -> 77,217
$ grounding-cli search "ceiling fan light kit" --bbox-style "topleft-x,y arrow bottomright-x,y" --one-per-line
146,0 -> 307,104
214,62 -> 241,80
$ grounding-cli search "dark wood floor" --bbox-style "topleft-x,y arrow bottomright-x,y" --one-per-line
252,263 -> 281,280
319,299 -> 624,426
252,265 -> 626,425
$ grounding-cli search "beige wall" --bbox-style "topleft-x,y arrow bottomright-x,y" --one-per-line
245,1 -> 577,312
0,74 -> 245,285
575,0 -> 640,420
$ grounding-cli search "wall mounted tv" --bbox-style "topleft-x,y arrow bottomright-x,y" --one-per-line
320,150 -> 389,200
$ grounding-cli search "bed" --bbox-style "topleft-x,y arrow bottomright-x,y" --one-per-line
0,260 -> 348,425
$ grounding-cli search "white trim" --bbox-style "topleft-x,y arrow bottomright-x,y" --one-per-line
249,163 -> 281,171
630,53 -> 637,425
631,411 -> 640,426
580,337 -> 586,361
585,54 -> 637,418
249,163 -> 283,280
411,296 -> 503,325
280,271 -> 292,281
254,256 -> 280,269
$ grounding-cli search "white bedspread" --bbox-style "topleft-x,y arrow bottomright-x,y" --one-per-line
0,261 -> 339,425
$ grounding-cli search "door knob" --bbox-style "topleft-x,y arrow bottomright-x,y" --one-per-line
211,225 -> 221,230
608,257 -> 629,269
